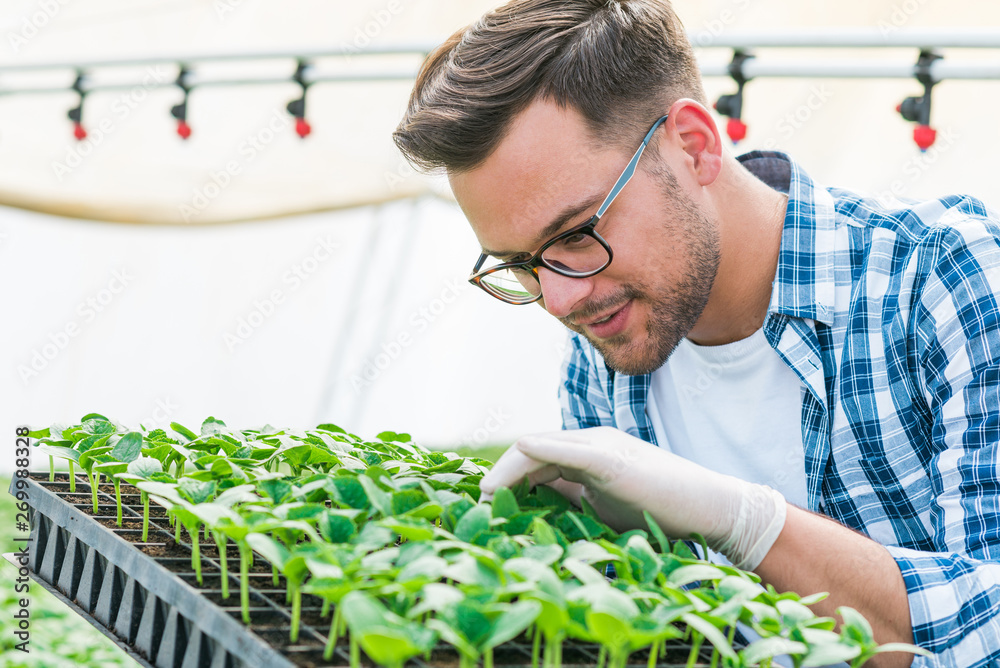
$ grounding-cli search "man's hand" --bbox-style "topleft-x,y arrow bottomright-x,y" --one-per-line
480,426 -> 786,570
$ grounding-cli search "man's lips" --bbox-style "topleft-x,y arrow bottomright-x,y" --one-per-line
576,305 -> 626,326
575,301 -> 632,339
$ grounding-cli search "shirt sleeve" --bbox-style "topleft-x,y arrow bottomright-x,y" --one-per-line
557,331 -> 615,430
895,206 -> 1000,666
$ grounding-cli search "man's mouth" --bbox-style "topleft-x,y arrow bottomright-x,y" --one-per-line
580,309 -> 619,326
579,301 -> 632,339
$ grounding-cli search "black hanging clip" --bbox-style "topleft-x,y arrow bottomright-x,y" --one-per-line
67,70 -> 87,141
896,49 -> 941,152
713,49 -> 753,144
170,65 -> 192,139
286,59 -> 312,138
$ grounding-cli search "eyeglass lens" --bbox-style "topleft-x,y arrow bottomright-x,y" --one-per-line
479,232 -> 610,302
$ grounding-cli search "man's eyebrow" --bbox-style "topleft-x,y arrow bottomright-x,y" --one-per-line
481,193 -> 604,258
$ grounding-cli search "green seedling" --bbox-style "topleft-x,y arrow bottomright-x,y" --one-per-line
341,590 -> 438,668
78,442 -> 114,514
212,513 -> 279,624
187,487 -> 257,600
28,416 -> 926,668
504,557 -> 569,668
34,440 -> 80,489
246,534 -> 318,643
92,432 -> 143,525
115,456 -> 172,541
303,550 -> 358,660
427,597 -> 542,668
837,606 -> 930,668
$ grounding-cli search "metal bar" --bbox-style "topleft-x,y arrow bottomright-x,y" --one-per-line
3,27 -> 1000,76
690,27 -> 1000,49
191,71 -> 422,86
3,28 -> 1000,98
0,27 -> 1000,74
0,71 -> 424,96
699,59 -> 1000,80
5,59 -> 1000,98
1,68 -> 428,94
0,44 -> 433,74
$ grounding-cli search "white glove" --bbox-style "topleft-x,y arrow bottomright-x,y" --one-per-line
479,426 -> 787,571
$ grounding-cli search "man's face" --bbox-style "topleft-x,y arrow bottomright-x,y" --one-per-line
450,99 -> 720,375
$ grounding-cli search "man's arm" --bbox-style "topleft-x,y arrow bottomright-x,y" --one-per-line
864,209 -> 1000,666
756,505 -> 914,668
480,429 -> 923,666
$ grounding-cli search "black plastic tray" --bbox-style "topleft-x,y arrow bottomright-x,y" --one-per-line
13,473 -> 712,668
15,473 -> 297,668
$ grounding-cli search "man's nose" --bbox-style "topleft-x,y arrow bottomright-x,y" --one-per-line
537,266 -> 593,319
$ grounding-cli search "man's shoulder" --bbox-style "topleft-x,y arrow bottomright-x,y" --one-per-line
742,150 -> 1000,257
813,187 -> 1000,327
830,187 -> 997,240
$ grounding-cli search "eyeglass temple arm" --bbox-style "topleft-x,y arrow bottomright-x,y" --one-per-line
595,114 -> 670,219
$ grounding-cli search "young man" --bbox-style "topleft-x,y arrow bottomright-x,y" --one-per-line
392,1 -> 1000,665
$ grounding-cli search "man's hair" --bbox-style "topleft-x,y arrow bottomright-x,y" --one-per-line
392,0 -> 705,174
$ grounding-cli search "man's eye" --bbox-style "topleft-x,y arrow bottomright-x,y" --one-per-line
559,233 -> 594,247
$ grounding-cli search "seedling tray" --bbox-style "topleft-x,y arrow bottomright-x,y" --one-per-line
14,473 -> 714,667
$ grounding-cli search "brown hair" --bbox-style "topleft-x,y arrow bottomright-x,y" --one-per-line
392,0 -> 705,174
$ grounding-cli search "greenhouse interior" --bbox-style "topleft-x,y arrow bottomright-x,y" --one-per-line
5,1 -> 1000,667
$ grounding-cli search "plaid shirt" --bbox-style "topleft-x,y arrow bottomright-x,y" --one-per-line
558,151 -> 1000,667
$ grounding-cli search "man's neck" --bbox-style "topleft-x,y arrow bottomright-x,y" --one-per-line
687,156 -> 788,347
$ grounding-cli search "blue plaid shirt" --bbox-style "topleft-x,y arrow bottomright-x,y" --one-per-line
558,151 -> 1000,667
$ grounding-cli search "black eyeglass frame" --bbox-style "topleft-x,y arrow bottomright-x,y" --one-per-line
467,113 -> 670,305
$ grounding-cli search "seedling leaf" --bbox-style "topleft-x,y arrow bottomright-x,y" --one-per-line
836,605 -> 874,645
680,613 -> 737,661
326,475 -> 369,509
36,444 -> 81,464
127,456 -> 163,478
110,432 -> 143,463
170,422 -> 199,442
484,600 -> 541,650
201,416 -> 227,436
801,642 -> 861,667
455,504 -> 491,543
178,478 -> 216,504
380,516 -> 435,542
740,637 -> 808,665
318,510 -> 358,543
358,475 -> 392,517
490,486 -> 519,519
247,533 -> 289,568
258,478 -> 293,505
668,564 -> 727,587
643,510 -> 671,553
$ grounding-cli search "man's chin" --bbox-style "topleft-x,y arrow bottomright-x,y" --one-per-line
559,295 -> 685,375
587,335 -> 670,377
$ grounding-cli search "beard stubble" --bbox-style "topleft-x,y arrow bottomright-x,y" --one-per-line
565,162 -> 721,376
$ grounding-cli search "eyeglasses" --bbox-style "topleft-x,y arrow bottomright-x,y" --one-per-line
468,113 -> 669,305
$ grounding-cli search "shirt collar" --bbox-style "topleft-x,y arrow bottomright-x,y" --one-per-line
737,150 -> 837,327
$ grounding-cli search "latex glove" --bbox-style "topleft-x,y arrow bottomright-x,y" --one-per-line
479,426 -> 787,571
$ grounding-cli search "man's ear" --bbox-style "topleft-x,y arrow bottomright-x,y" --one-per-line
663,98 -> 723,187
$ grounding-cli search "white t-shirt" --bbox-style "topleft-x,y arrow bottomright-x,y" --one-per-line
646,327 -> 808,510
